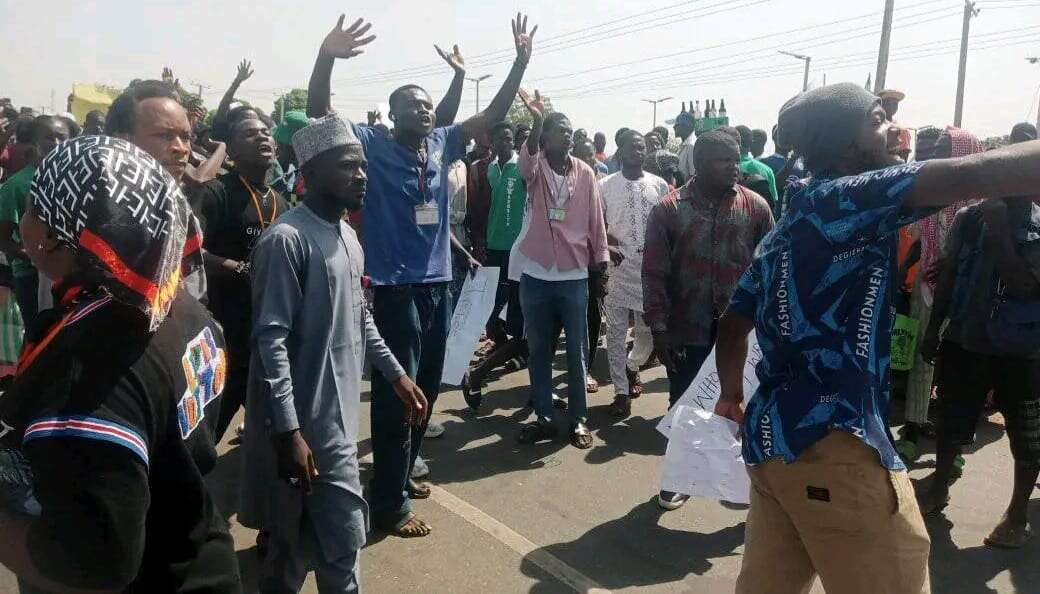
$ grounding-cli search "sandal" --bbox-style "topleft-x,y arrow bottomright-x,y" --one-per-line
517,421 -> 558,444
380,512 -> 432,538
407,479 -> 431,499
626,368 -> 643,399
586,375 -> 599,393
895,438 -> 919,463
984,519 -> 1032,549
951,455 -> 966,482
609,394 -> 632,418
570,422 -> 593,449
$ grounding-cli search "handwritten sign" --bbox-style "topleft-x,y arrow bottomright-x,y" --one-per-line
441,267 -> 500,385
657,332 -> 762,438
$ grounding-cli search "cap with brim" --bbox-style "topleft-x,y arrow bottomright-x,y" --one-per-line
878,89 -> 905,102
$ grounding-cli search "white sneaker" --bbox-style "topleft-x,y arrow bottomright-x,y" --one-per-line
658,490 -> 690,510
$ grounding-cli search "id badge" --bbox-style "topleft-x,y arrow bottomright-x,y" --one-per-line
415,203 -> 440,226
548,207 -> 567,222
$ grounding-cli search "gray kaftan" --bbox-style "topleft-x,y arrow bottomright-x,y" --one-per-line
239,204 -> 404,559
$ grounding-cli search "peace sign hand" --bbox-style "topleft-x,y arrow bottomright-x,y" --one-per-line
435,44 -> 466,75
320,14 -> 376,60
518,88 -> 546,119
511,12 -> 538,64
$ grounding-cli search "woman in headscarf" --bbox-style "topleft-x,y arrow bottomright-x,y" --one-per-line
897,126 -> 984,463
0,136 -> 241,593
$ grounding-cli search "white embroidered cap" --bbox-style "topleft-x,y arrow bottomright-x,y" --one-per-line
291,114 -> 362,168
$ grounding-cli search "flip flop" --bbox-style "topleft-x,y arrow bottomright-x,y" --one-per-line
626,368 -> 643,399
407,479 -> 431,499
586,375 -> 599,393
382,512 -> 432,538
985,522 -> 1032,549
895,438 -> 919,463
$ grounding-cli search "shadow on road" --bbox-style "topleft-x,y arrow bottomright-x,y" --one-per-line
520,498 -> 745,591
925,501 -> 1040,594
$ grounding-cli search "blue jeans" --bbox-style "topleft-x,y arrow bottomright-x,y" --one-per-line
520,275 -> 589,425
368,283 -> 451,524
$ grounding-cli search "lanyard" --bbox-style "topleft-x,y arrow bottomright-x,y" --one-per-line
415,141 -> 433,204
240,176 -> 278,230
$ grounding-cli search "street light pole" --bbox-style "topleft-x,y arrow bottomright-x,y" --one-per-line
778,50 -> 812,91
953,1 -> 979,127
641,97 -> 673,128
466,74 -> 492,115
874,0 -> 895,93
1029,57 -> 1040,129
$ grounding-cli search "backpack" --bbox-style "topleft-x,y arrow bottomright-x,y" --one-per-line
947,207 -> 1040,356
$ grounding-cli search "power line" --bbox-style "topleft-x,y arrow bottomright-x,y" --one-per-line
550,29 -> 1040,100
542,6 -> 969,98
335,0 -> 766,85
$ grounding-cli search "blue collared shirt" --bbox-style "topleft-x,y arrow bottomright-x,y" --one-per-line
729,162 -> 934,470
352,123 -> 466,286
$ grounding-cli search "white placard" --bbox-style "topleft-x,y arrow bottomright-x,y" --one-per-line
660,405 -> 750,504
656,332 -> 762,438
441,267 -> 500,385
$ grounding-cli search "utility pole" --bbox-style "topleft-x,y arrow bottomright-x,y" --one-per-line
954,1 -> 979,127
778,50 -> 811,91
641,97 -> 673,127
874,0 -> 895,93
1029,57 -> 1040,129
466,74 -> 492,115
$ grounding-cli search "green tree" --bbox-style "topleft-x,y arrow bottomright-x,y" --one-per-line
505,94 -> 553,129
273,89 -> 309,123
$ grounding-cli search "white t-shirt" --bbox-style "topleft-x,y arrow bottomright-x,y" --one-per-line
600,170 -> 669,311
509,169 -> 589,282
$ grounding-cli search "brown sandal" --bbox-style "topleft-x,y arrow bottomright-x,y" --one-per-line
407,479 -> 431,499
570,423 -> 593,449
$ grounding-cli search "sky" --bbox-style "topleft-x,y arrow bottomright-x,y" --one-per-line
3,0 -> 1040,151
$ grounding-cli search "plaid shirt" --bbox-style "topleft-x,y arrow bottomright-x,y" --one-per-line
642,181 -> 774,345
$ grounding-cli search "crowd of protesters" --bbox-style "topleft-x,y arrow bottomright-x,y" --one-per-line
0,9 -> 1039,594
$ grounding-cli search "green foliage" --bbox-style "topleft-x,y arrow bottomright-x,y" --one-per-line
505,94 -> 553,129
273,89 -> 309,123
982,135 -> 1009,150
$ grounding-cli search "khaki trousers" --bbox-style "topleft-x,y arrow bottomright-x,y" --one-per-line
736,431 -> 931,594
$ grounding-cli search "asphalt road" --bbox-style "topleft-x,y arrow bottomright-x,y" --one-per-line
3,346 -> 1037,593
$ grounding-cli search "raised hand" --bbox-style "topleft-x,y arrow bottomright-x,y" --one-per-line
435,44 -> 465,74
320,14 -> 376,60
511,12 -> 538,63
518,88 -> 546,119
235,59 -> 254,84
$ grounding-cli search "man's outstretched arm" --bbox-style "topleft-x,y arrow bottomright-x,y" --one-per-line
461,13 -> 536,140
434,45 -> 466,126
307,15 -> 377,118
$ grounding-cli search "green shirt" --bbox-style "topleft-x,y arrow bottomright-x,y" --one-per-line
739,154 -> 778,208
0,165 -> 36,277
486,156 -> 527,251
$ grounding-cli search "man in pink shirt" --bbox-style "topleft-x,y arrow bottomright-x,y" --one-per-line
512,89 -> 609,449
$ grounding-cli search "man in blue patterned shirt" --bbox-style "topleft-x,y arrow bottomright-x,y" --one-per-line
713,82 -> 1040,594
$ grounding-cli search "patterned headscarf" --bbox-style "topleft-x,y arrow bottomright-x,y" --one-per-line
918,126 -> 983,295
29,136 -> 204,331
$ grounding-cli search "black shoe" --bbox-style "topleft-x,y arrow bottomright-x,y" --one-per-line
462,379 -> 483,411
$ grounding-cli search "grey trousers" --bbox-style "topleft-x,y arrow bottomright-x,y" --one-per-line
259,511 -> 361,594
